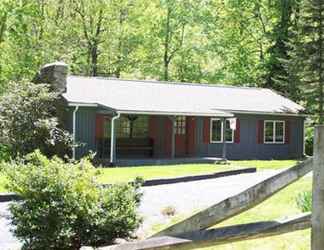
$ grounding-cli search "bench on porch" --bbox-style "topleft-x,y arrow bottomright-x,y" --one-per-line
96,137 -> 154,158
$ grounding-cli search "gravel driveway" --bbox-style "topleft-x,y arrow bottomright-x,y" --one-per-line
0,170 -> 281,249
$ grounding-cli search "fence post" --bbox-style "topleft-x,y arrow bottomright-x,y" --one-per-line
312,125 -> 324,250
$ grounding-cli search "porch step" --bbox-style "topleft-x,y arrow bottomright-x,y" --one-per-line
96,157 -> 224,167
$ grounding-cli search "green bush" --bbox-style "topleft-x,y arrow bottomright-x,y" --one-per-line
3,151 -> 142,250
296,191 -> 312,212
0,81 -> 72,158
0,144 -> 11,162
305,126 -> 314,156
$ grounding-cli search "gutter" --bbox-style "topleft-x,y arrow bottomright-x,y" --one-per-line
110,112 -> 121,165
72,105 -> 79,160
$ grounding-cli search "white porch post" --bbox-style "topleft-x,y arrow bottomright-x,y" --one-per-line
72,105 -> 79,160
110,112 -> 120,166
222,117 -> 227,161
170,116 -> 176,158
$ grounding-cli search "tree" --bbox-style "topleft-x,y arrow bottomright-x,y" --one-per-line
297,0 -> 324,123
0,81 -> 71,157
72,0 -> 107,76
263,0 -> 301,93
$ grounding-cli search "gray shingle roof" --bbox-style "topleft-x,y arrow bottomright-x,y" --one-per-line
62,76 -> 304,116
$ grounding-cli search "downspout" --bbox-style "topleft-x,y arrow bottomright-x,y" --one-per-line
110,112 -> 121,166
72,105 -> 79,160
222,117 -> 227,162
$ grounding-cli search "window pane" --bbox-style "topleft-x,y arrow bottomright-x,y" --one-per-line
116,117 -> 130,138
225,120 -> 233,142
265,122 -> 274,142
175,116 -> 186,135
133,116 -> 149,138
211,120 -> 222,142
275,122 -> 284,143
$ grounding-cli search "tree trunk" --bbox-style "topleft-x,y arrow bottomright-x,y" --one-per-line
163,6 -> 171,81
91,44 -> 98,76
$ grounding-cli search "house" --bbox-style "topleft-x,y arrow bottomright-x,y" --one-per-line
35,62 -> 306,164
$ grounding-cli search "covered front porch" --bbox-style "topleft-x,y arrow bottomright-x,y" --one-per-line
80,108 -> 234,165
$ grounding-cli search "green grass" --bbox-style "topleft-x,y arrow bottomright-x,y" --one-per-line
0,159 -> 299,192
98,159 -> 298,184
230,159 -> 299,170
0,174 -> 7,193
97,164 -> 239,184
152,176 -> 312,250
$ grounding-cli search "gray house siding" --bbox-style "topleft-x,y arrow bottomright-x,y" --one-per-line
68,108 -> 305,160
196,114 -> 305,160
67,107 -> 97,159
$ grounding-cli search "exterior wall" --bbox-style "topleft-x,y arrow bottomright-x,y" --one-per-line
196,114 -> 305,160
66,107 -> 97,159
68,108 -> 305,160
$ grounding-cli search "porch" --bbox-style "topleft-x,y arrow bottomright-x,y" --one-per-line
90,112 -> 233,165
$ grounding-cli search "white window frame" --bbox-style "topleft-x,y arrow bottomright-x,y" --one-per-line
210,118 -> 234,143
264,120 -> 285,144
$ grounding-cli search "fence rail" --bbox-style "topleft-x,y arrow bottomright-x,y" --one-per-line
101,213 -> 310,250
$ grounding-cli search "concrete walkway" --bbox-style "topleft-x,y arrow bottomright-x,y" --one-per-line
0,170 -> 282,249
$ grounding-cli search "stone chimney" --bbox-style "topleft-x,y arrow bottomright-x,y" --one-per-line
33,62 -> 68,93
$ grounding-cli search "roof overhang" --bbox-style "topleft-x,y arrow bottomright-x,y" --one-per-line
67,102 -> 233,117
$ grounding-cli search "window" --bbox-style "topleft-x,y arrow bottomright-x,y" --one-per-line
210,119 -> 234,143
264,120 -> 285,144
103,115 -> 148,138
132,116 -> 148,137
175,116 -> 186,135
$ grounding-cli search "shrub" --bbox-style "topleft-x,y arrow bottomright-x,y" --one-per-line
161,206 -> 176,217
0,81 -> 71,158
305,126 -> 314,156
0,143 -> 11,162
296,191 -> 312,212
3,151 -> 142,250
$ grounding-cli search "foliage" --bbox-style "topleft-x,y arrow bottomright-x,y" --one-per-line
3,150 -> 142,250
296,191 -> 312,212
0,81 -> 71,158
296,0 -> 324,123
305,125 -> 314,156
0,143 -> 11,162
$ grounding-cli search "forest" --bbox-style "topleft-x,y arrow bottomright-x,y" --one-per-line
0,0 -> 323,122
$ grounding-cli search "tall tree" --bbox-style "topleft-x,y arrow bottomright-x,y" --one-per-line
298,0 -> 324,123
72,0 -> 107,76
263,0 -> 300,92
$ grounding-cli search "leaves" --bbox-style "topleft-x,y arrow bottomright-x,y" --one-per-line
2,151 -> 142,249
0,81 -> 71,157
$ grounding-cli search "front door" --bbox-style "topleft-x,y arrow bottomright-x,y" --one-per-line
175,116 -> 187,157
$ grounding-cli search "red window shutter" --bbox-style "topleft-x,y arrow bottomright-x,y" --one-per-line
203,117 -> 210,144
95,114 -> 105,140
285,120 -> 290,144
234,119 -> 240,143
257,120 -> 264,144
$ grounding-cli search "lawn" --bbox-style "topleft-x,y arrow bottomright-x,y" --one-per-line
97,159 -> 299,184
152,175 -> 312,250
0,159 -> 299,192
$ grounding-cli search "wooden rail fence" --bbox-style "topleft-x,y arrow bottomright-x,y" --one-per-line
93,126 -> 324,250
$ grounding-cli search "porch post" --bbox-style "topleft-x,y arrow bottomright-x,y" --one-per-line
171,116 -> 176,158
110,112 -> 120,166
222,117 -> 227,161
